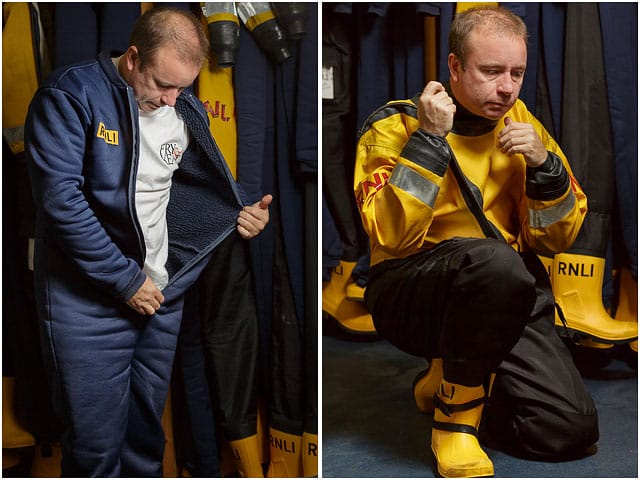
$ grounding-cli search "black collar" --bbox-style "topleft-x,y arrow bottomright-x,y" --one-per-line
446,84 -> 498,136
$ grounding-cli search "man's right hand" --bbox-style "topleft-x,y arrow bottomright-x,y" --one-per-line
417,81 -> 456,137
126,276 -> 164,315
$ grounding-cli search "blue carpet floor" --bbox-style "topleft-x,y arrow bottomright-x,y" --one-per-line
322,322 -> 638,478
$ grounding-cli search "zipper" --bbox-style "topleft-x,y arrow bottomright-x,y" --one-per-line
125,86 -> 146,263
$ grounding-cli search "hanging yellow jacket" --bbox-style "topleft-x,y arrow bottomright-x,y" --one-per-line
3,2 -> 40,154
197,12 -> 238,178
354,96 -> 588,266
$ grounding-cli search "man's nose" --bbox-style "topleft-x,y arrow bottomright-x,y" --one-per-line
161,89 -> 180,107
497,73 -> 515,95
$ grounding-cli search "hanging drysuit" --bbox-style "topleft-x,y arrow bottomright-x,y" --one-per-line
233,3 -> 318,476
25,51 -> 244,477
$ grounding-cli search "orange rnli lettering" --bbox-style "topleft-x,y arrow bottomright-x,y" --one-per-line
361,172 -> 389,196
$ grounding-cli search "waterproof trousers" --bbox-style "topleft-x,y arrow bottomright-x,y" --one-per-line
366,238 -> 535,386
197,232 -> 260,442
365,237 -> 598,459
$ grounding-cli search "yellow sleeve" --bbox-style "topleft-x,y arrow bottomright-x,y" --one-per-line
354,101 -> 451,258
520,109 -> 588,254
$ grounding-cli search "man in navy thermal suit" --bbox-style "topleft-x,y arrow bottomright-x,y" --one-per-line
25,6 -> 272,476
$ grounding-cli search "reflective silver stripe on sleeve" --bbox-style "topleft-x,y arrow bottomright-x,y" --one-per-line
389,163 -> 439,208
529,190 -> 576,228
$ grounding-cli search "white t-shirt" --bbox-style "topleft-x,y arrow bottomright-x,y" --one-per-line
112,56 -> 189,290
136,106 -> 190,290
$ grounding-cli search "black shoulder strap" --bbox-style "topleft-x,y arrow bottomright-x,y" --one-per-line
445,143 -> 507,242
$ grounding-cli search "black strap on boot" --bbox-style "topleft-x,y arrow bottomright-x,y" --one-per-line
432,394 -> 486,436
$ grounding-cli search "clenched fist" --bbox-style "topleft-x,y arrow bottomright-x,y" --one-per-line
417,81 -> 457,138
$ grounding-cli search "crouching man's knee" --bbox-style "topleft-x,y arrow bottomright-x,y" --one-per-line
480,401 -> 599,461
514,406 -> 599,460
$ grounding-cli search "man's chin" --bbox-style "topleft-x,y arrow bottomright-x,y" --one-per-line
138,101 -> 161,112
483,103 -> 513,120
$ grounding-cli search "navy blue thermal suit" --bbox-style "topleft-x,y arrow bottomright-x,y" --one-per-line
25,51 -> 243,477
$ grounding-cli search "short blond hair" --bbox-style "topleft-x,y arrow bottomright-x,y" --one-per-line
449,6 -> 528,68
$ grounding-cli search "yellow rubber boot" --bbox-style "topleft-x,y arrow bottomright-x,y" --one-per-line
431,381 -> 494,478
266,427 -> 303,478
413,358 -> 443,414
614,266 -> 638,354
229,434 -> 265,478
301,431 -> 318,477
2,376 -> 36,449
537,254 -> 554,286
322,260 -> 376,334
540,254 -> 603,347
345,282 -> 366,302
615,266 -> 638,323
552,253 -> 637,343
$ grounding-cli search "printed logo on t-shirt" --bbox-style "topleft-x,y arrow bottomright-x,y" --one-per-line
159,143 -> 183,165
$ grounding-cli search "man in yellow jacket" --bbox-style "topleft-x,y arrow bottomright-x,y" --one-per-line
355,6 -> 597,478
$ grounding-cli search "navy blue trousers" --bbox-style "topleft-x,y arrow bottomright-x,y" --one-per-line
37,250 -> 220,477
39,292 -> 183,476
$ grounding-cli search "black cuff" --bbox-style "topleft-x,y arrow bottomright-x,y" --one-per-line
526,152 -> 570,200
399,129 -> 451,177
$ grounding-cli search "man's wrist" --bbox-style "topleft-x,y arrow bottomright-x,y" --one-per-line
419,127 -> 447,139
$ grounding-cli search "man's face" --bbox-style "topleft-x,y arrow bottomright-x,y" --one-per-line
124,46 -> 201,112
449,26 -> 527,120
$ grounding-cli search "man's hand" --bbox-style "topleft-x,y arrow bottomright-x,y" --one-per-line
417,81 -> 456,137
498,117 -> 547,167
127,276 -> 164,315
237,194 -> 272,240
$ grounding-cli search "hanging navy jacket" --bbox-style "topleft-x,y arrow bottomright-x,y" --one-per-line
600,2 -> 638,275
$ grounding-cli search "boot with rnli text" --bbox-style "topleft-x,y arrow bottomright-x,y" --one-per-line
553,253 -> 637,343
431,381 -> 494,478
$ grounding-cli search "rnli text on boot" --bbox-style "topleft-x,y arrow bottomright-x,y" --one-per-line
557,261 -> 594,277
270,434 -> 296,453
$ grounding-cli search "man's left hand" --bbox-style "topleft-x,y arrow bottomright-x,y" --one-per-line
498,117 -> 547,167
237,194 -> 273,239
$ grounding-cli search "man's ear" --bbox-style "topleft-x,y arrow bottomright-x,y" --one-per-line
448,53 -> 461,82
124,46 -> 139,71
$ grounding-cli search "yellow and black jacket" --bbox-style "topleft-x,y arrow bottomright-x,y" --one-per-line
354,96 -> 587,266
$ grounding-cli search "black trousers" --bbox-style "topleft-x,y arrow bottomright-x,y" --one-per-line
366,238 -> 536,386
197,232 -> 260,441
365,237 -> 598,459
